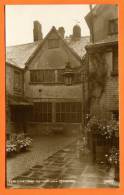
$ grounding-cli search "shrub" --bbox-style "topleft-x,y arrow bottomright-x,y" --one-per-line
16,134 -> 32,151
6,133 -> 33,156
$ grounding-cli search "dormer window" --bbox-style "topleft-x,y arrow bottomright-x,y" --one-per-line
48,39 -> 59,49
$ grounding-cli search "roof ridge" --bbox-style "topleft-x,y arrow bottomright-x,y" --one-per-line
65,35 -> 90,38
6,41 -> 40,48
6,36 -> 89,49
26,26 -> 84,65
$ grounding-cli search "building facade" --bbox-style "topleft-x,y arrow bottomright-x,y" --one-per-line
6,23 -> 89,135
85,4 -> 118,120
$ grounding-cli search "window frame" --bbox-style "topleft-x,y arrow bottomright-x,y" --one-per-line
30,68 -> 82,84
56,102 -> 82,123
14,70 -> 22,91
48,39 -> 59,49
31,102 -> 52,123
30,69 -> 56,84
108,18 -> 118,35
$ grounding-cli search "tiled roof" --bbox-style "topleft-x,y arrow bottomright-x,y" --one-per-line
65,36 -> 90,58
6,35 -> 90,69
6,41 -> 41,69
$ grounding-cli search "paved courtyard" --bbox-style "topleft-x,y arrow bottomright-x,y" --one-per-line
7,135 -> 76,182
7,135 -> 119,189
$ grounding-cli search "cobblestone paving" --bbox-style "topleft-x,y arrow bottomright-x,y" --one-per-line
7,142 -> 119,189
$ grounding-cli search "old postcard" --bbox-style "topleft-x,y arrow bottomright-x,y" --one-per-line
5,4 -> 119,189
0,1 -> 124,195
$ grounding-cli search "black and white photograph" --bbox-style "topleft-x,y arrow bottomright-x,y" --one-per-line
6,4 -> 119,188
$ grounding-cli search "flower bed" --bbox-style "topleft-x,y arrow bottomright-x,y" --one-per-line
6,133 -> 33,157
6,140 -> 17,157
16,134 -> 32,152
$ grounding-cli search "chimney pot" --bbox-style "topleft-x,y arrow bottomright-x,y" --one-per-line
72,25 -> 81,40
58,27 -> 65,39
33,21 -> 43,42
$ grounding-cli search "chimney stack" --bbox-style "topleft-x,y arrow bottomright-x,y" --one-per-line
33,21 -> 43,42
58,27 -> 65,39
72,25 -> 81,40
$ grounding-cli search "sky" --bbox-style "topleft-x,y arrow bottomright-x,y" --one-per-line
5,5 -> 90,46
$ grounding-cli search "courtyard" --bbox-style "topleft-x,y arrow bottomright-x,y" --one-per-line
7,134 -> 119,189
6,4 -> 119,190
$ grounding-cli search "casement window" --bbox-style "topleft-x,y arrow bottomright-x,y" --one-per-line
64,72 -> 81,85
56,102 -> 82,123
72,72 -> 81,83
57,69 -> 64,83
108,19 -> 118,35
112,47 -> 118,75
48,39 -> 59,49
30,69 -> 81,84
32,102 -> 52,122
30,70 -> 55,83
57,70 -> 81,85
14,70 -> 22,90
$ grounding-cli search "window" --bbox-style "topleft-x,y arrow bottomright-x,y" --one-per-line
32,102 -> 52,122
14,71 -> 22,90
57,69 -> 64,83
57,69 -> 81,84
48,39 -> 59,49
30,69 -> 81,84
65,76 -> 72,85
109,19 -> 118,35
112,47 -> 118,75
72,72 -> 81,83
56,102 -> 82,123
30,70 -> 55,83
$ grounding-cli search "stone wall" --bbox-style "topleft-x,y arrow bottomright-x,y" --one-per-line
6,64 -> 24,96
88,49 -> 118,120
6,64 -> 24,134
86,5 -> 118,43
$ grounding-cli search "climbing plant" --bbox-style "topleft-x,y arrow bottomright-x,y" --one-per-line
88,52 -> 108,108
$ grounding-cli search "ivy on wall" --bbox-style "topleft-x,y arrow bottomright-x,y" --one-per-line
88,52 -> 108,109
